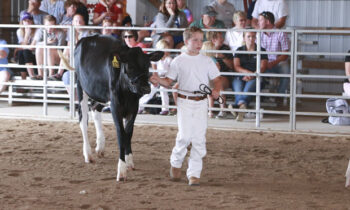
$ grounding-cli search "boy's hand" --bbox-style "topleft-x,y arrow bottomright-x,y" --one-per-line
149,74 -> 160,85
211,89 -> 220,100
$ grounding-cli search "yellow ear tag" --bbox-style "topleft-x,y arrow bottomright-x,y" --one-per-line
112,56 -> 120,68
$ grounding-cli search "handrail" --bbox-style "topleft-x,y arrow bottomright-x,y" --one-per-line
0,24 -> 349,133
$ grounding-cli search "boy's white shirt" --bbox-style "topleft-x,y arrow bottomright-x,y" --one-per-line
166,52 -> 220,96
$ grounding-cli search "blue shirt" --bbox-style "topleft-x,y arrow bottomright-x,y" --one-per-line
0,39 -> 9,71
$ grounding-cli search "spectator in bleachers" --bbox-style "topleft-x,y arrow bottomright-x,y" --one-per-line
39,0 -> 65,24
101,18 -> 119,39
16,12 -> 38,79
251,0 -> 288,29
73,0 -> 89,25
92,0 -> 122,26
32,15 -> 66,80
152,0 -> 188,49
232,31 -> 268,121
345,50 -> 350,81
139,40 -> 173,115
246,0 -> 256,27
20,0 -> 48,25
206,31 -> 233,119
258,11 -> 289,97
0,39 -> 12,94
190,6 -> 225,41
122,30 -> 148,49
99,0 -> 131,26
224,11 -> 246,54
60,0 -> 78,26
177,0 -> 193,24
208,0 -> 236,28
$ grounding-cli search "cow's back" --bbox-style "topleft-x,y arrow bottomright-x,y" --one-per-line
75,35 -> 122,103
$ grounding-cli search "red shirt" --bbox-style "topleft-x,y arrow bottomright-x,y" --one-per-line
93,3 -> 122,23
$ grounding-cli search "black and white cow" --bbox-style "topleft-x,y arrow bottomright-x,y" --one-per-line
73,35 -> 163,181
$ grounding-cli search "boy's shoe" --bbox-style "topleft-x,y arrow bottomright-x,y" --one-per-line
188,176 -> 200,186
137,109 -> 144,114
159,110 -> 169,115
236,104 -> 246,122
216,111 -> 227,119
169,108 -> 177,116
170,166 -> 181,181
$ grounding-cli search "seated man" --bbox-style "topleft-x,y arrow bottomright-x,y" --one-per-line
208,0 -> 236,28
258,12 -> 289,97
251,0 -> 288,29
190,6 -> 225,41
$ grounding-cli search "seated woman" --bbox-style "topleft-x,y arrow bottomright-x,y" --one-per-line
60,0 -> 78,25
233,31 -> 268,121
224,11 -> 247,54
206,31 -> 234,119
0,39 -> 12,94
15,12 -> 38,79
122,30 -> 147,49
152,0 -> 188,49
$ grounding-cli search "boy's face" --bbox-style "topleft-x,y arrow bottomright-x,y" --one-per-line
185,32 -> 203,55
45,20 -> 56,33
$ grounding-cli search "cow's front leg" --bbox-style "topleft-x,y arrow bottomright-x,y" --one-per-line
125,114 -> 136,170
79,91 -> 93,163
92,110 -> 105,157
110,101 -> 127,181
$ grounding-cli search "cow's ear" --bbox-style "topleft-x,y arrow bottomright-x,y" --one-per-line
148,51 -> 164,62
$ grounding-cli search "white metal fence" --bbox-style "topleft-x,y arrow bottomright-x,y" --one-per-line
0,24 -> 349,132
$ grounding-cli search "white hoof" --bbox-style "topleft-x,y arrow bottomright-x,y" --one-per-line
117,159 -> 127,181
126,154 -> 135,170
83,145 -> 93,163
95,137 -> 105,158
345,159 -> 350,187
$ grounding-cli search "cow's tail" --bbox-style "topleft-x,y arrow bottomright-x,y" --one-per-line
57,50 -> 75,71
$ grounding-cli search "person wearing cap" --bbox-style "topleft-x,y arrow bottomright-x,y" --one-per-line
19,0 -> 48,25
151,0 -> 188,49
189,6 -> 225,41
208,0 -> 236,28
251,0 -> 288,29
258,11 -> 290,98
15,12 -> 39,79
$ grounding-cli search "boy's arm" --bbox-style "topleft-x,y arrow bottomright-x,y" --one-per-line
150,73 -> 173,88
211,76 -> 222,100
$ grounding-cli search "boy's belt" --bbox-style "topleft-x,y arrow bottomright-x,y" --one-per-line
178,93 -> 206,101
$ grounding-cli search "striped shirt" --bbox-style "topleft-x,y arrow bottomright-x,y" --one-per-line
260,29 -> 289,62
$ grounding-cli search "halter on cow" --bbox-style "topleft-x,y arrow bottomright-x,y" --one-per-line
73,35 -> 163,181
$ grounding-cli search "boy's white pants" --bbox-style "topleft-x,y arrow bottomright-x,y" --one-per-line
139,85 -> 169,111
170,97 -> 208,179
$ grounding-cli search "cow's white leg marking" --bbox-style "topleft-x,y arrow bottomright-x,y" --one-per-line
117,159 -> 127,181
125,154 -> 135,170
92,110 -> 105,157
80,91 -> 93,163
345,159 -> 350,187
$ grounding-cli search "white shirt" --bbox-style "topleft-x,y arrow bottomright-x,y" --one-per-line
167,52 -> 220,96
151,56 -> 172,77
209,1 -> 236,28
224,27 -> 244,54
252,0 -> 289,21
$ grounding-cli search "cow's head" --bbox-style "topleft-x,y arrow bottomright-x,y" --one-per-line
118,47 -> 163,96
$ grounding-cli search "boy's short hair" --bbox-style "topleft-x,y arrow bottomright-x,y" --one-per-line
206,31 -> 222,42
102,18 -> 113,25
156,39 -> 170,50
233,11 -> 246,22
183,26 -> 203,42
44,15 -> 57,24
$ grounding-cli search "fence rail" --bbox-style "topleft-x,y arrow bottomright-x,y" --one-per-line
0,24 -> 349,132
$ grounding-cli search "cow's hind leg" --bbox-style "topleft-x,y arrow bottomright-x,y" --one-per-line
79,91 -> 93,163
91,107 -> 105,158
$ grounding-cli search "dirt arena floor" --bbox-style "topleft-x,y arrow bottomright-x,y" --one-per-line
1,119 -> 350,209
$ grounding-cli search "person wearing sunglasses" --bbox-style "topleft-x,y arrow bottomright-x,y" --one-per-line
251,0 -> 288,29
122,30 -> 147,49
